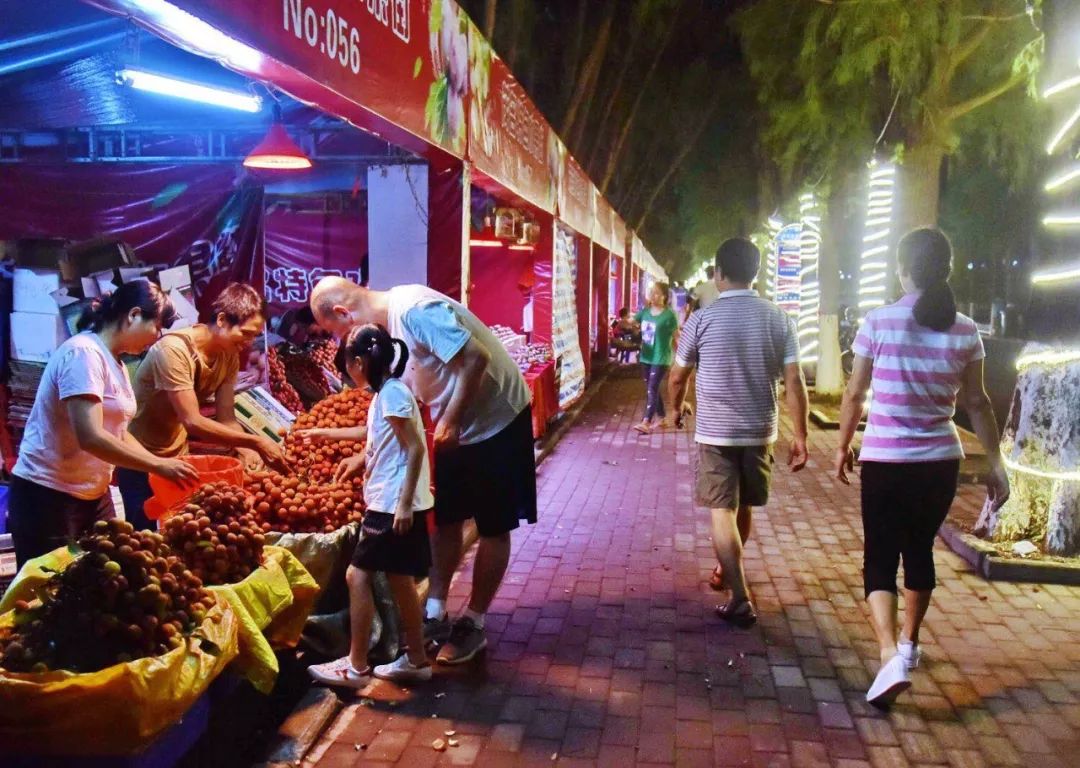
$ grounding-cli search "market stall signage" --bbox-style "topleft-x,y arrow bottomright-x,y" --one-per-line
90,0 -> 467,156
594,192 -> 614,254
467,19 -> 557,212
559,154 -> 594,238
776,223 -> 802,317
612,214 -> 628,259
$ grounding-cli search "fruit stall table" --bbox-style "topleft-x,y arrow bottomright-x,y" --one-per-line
523,360 -> 558,439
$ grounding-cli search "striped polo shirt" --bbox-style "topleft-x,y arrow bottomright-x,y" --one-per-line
676,290 -> 800,446
853,293 -> 984,463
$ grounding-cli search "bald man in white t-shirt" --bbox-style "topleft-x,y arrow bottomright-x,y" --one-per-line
311,278 -> 536,666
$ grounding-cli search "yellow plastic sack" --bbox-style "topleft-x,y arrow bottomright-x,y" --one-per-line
0,597 -> 238,755
0,545 -> 78,614
206,546 -> 319,693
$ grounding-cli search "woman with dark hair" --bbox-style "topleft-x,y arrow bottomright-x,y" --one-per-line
7,282 -> 199,566
835,228 -> 1009,709
302,324 -> 435,687
119,282 -> 285,530
633,282 -> 679,434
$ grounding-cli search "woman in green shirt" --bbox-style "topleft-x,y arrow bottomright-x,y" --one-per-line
633,282 -> 679,434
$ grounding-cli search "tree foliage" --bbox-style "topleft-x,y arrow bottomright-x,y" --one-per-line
458,0 -> 759,279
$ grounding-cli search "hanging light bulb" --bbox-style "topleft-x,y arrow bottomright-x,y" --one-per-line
243,104 -> 312,170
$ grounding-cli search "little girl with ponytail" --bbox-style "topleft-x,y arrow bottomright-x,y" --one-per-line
302,324 -> 435,688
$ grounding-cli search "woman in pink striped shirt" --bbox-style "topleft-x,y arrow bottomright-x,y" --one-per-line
834,228 -> 1009,710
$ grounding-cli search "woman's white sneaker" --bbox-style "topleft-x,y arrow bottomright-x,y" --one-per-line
373,654 -> 433,684
307,657 -> 372,690
897,640 -> 922,670
866,654 -> 911,710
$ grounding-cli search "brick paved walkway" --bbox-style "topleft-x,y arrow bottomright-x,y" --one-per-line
305,371 -> 1080,768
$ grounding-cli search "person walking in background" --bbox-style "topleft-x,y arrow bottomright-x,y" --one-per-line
7,283 -> 198,566
310,277 -> 535,666
633,283 -> 679,435
835,228 -> 1009,710
669,238 -> 809,627
692,266 -> 719,310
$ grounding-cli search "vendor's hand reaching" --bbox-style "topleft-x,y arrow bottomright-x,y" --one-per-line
255,438 -> 288,472
293,428 -> 329,442
235,447 -> 264,472
392,503 -> 414,535
334,454 -> 367,484
152,458 -> 200,486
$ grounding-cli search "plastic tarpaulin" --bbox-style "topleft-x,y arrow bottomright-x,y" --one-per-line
592,247 -> 610,357
467,244 -> 530,332
552,224 -> 585,407
0,163 -> 263,313
531,220 -> 554,344
206,545 -> 319,694
263,205 -> 367,313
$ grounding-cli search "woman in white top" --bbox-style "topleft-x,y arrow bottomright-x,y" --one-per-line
302,324 -> 435,688
7,282 -> 198,566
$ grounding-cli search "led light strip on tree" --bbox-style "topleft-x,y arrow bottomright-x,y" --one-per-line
765,216 -> 783,302
858,160 -> 895,311
1037,64 -> 1080,284
798,193 -> 821,364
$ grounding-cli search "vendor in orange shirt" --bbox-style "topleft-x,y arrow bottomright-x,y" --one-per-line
117,283 -> 285,529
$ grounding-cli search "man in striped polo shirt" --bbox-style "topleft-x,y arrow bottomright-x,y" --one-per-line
669,238 -> 809,627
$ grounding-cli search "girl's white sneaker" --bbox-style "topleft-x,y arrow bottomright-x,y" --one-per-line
307,657 -> 371,690
373,654 -> 433,683
866,654 -> 911,710
897,639 -> 922,670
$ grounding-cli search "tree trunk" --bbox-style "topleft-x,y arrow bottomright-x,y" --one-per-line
599,15 -> 678,194
894,139 -> 946,295
561,4 -> 614,140
483,0 -> 497,39
633,96 -> 721,230
815,163 -> 861,394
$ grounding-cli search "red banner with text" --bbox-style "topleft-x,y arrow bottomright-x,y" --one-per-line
559,154 -> 593,238
90,0 -> 467,157
467,20 -> 557,212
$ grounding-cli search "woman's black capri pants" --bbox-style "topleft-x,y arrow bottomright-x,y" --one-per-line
860,459 -> 960,598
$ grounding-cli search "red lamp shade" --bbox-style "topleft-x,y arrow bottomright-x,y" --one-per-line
244,108 -> 311,170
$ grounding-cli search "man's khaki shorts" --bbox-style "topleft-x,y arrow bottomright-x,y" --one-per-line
694,444 -> 773,510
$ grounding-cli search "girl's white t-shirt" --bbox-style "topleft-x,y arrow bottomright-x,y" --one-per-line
362,378 -> 434,514
13,332 -> 137,500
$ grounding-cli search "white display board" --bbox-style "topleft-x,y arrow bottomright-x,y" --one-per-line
367,164 -> 429,290
553,225 -> 586,408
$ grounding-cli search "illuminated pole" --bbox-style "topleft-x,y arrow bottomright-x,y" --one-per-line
798,193 -> 821,364
765,216 -> 783,302
858,160 -> 896,312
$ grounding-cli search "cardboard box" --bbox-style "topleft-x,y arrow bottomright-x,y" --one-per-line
13,268 -> 62,315
158,265 -> 192,293
233,388 -> 292,444
64,237 -> 135,280
10,312 -> 67,362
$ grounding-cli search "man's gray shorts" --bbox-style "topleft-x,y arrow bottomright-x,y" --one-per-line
694,444 -> 773,509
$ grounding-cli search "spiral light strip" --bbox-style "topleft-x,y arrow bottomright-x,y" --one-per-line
798,193 -> 821,363
858,161 -> 895,311
765,216 -> 783,302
